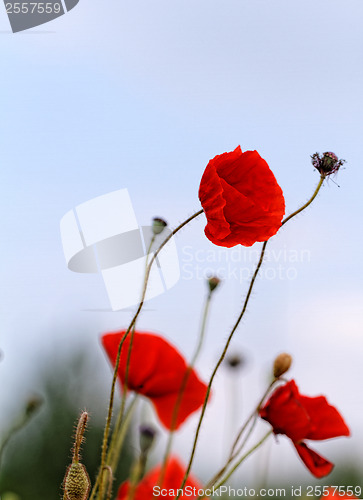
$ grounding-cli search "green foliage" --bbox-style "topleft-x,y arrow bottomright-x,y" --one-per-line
0,346 -> 133,500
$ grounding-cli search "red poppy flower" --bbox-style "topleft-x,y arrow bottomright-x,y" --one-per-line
259,380 -> 350,478
117,456 -> 204,500
101,331 -> 208,430
198,146 -> 285,247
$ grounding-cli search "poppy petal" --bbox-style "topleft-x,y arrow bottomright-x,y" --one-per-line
300,395 -> 350,440
101,331 -> 208,430
293,442 -> 334,478
117,457 -> 204,499
259,380 -> 311,442
199,147 -> 285,247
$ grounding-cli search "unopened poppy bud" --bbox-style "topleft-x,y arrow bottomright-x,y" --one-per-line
207,276 -> 221,293
225,353 -> 246,371
311,152 -> 345,177
63,412 -> 91,499
139,424 -> 157,454
152,217 -> 167,235
25,395 -> 43,417
273,353 -> 292,378
63,463 -> 91,500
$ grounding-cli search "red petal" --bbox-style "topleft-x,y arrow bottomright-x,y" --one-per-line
300,395 -> 350,440
101,331 -> 208,429
199,147 -> 285,247
117,457 -> 204,499
293,442 -> 334,478
259,380 -> 311,442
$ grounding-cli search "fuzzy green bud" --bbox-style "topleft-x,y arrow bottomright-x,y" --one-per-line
152,217 -> 167,235
139,424 -> 157,454
63,463 -> 91,500
207,276 -> 221,293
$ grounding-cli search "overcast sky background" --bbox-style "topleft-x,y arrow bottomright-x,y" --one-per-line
1,0 -> 363,485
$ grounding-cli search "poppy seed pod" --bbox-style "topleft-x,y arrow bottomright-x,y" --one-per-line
273,353 -> 292,378
63,463 -> 91,500
152,217 -> 167,235
311,152 -> 345,177
207,276 -> 221,293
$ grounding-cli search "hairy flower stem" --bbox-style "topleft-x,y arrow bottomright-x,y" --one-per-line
99,235 -> 155,498
203,379 -> 280,492
92,210 -> 203,500
213,431 -> 273,492
158,289 -> 213,487
229,379 -> 278,459
127,454 -> 148,500
107,396 -> 139,473
175,240 -> 268,499
176,177 -> 325,498
281,175 -> 324,227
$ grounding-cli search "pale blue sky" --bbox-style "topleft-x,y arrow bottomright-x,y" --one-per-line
1,0 -> 363,481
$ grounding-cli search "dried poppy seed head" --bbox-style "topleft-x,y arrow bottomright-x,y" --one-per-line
63,463 -> 91,500
139,424 -> 157,454
273,352 -> 292,378
152,217 -> 168,235
311,152 -> 345,177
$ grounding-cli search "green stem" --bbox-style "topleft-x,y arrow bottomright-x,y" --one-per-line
93,209 -> 203,500
0,400 -> 42,471
176,176 -> 325,498
213,431 -> 272,491
281,175 -> 324,227
108,396 -> 139,473
175,240 -> 268,499
158,290 -> 213,487
204,379 -> 279,491
229,379 -> 277,459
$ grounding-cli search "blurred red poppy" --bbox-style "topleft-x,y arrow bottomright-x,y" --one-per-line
198,146 -> 285,247
101,331 -> 208,430
117,457 -> 204,499
259,380 -> 350,478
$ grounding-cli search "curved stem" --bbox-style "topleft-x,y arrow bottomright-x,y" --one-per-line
108,395 -> 139,472
204,379 -> 279,491
213,431 -> 272,491
93,209 -> 203,500
159,290 -> 213,486
176,176 -> 326,498
175,240 -> 268,499
281,175 -> 324,227
229,379 -> 277,459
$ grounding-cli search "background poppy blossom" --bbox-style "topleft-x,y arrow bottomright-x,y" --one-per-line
259,380 -> 350,478
101,331 -> 208,430
198,146 -> 285,247
117,456 -> 204,499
